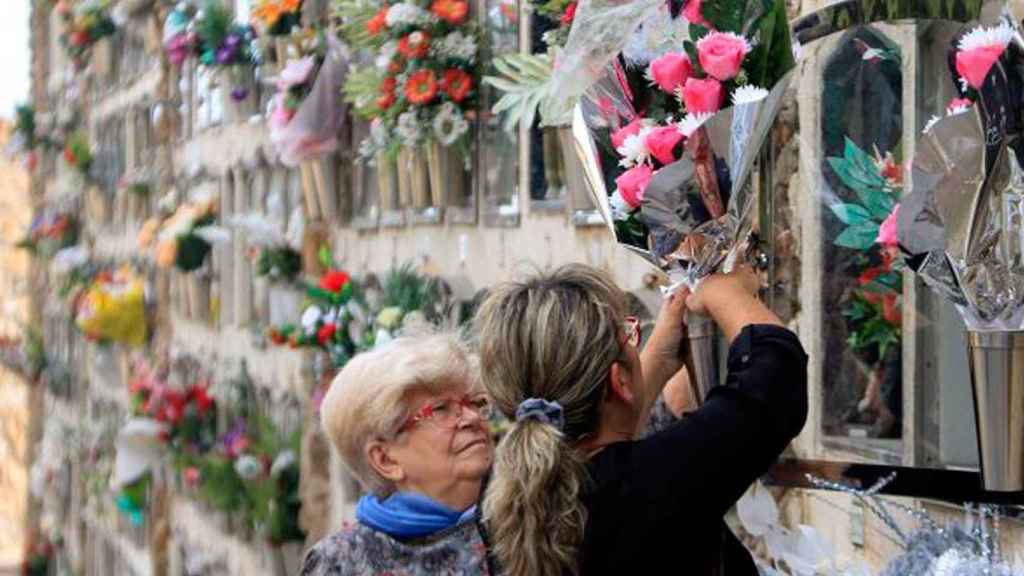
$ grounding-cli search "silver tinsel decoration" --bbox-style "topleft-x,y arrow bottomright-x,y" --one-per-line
805,474 -> 1024,576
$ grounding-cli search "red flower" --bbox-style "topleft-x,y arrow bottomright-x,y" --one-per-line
561,2 -> 577,25
388,60 -> 403,74
161,391 -> 187,425
320,270 -> 351,293
441,69 -> 473,102
378,76 -> 397,109
64,147 -> 77,165
317,323 -> 337,345
288,334 -> 300,349
431,0 -> 469,24
367,7 -> 389,35
398,32 -> 431,60
882,295 -> 901,326
190,385 -> 214,414
70,30 -> 91,47
183,467 -> 201,487
405,69 -> 439,105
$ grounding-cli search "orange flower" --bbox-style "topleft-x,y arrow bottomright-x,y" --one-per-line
155,240 -> 178,269
441,69 -> 473,102
431,0 -> 469,24
367,7 -> 389,35
253,4 -> 283,26
398,32 -> 431,60
405,70 -> 438,105
377,77 -> 397,110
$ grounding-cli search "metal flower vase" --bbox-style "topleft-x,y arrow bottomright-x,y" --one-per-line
685,311 -> 722,405
966,330 -> 1024,492
299,154 -> 338,222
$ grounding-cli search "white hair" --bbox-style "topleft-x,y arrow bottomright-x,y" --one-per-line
319,330 -> 479,495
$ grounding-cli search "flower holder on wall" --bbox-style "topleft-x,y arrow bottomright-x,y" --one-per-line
376,152 -> 399,212
302,222 -> 329,278
186,272 -> 212,324
298,156 -> 338,222
426,142 -> 466,208
92,37 -> 116,80
86,186 -> 111,226
542,128 -> 565,199
397,148 -> 430,209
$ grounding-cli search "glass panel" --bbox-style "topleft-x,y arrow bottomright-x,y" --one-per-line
819,27 -> 903,449
350,120 -> 380,228
525,12 -> 566,212
479,0 -> 520,226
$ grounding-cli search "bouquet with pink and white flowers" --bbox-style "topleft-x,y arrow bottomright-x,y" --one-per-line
563,0 -> 795,289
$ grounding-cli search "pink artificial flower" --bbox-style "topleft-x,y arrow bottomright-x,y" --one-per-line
611,118 -> 646,150
946,97 -> 973,114
683,0 -> 707,26
681,77 -> 723,114
876,204 -> 900,247
696,32 -> 752,81
616,164 -> 654,209
277,56 -> 317,91
648,52 -> 692,95
183,467 -> 201,487
954,24 -> 1013,89
269,94 -> 295,130
645,125 -> 685,165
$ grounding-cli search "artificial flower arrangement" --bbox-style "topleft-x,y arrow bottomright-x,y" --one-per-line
362,263 -> 447,346
826,138 -> 903,362
54,0 -> 118,71
16,213 -> 79,258
266,266 -> 365,367
129,360 -> 217,454
74,267 -> 149,347
62,132 -> 93,177
0,330 -> 47,383
138,196 -> 220,273
338,0 -> 483,208
9,105 -> 60,172
252,0 -> 304,39
269,29 -> 328,133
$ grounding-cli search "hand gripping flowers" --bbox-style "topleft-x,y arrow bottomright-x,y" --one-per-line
339,0 -> 482,159
565,0 -> 795,290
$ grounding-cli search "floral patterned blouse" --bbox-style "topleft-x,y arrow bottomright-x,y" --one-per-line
300,396 -> 679,576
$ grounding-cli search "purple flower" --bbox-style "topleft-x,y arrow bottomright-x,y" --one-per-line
230,87 -> 250,102
224,34 -> 241,49
216,46 -> 235,65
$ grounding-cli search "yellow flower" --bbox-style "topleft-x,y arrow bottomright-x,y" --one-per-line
376,306 -> 405,330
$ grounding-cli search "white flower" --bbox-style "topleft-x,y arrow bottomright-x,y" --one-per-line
931,550 -> 965,576
158,191 -> 178,214
397,111 -> 423,143
676,112 -> 712,138
376,41 -> 398,71
922,114 -> 942,135
609,191 -> 632,221
192,225 -> 232,246
433,31 -> 478,63
228,214 -> 283,247
234,455 -> 263,480
947,102 -> 971,117
270,450 -> 297,476
433,103 -> 469,146
731,85 -> 769,106
374,328 -> 394,348
957,21 -> 1015,52
385,3 -> 435,27
616,126 -> 654,168
301,305 -> 323,332
51,246 -> 89,274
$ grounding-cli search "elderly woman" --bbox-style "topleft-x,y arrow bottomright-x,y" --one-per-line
476,263 -> 807,576
300,331 -> 495,575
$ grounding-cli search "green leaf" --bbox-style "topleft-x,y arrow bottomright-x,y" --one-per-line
834,222 -> 880,250
318,244 -> 333,269
829,203 -> 873,225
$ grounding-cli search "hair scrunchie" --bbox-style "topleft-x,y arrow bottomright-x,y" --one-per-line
514,398 -> 565,431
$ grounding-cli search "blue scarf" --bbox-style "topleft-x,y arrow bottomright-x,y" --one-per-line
356,491 -> 477,539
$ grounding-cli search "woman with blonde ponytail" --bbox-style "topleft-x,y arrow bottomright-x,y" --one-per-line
475,263 -> 807,576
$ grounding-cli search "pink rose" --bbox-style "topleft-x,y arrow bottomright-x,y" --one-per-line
681,78 -> 723,114
616,164 -> 654,209
648,52 -> 692,95
269,94 -> 295,131
955,45 -> 1006,89
683,0 -> 707,26
645,126 -> 685,165
876,204 -> 900,247
696,32 -> 752,81
611,118 -> 645,150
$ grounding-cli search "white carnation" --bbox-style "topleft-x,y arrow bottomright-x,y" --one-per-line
397,111 -> 423,144
385,3 -> 435,27
731,85 -> 769,106
617,126 -> 654,168
957,21 -> 1015,52
432,103 -> 469,146
433,31 -> 478,63
676,112 -> 712,138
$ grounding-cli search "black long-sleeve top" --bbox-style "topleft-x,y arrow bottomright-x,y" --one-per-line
578,324 -> 809,575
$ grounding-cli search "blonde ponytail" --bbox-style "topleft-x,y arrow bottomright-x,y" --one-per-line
475,264 -> 628,576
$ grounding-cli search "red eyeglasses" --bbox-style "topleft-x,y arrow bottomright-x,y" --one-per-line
397,394 -> 493,434
623,316 -> 640,348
